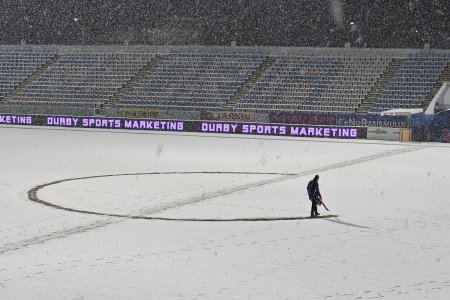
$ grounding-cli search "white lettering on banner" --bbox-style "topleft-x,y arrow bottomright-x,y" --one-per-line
290,126 -> 358,138
124,120 -> 183,131
0,115 -> 32,125
337,117 -> 406,128
82,118 -> 121,128
201,122 -> 234,133
47,117 -> 79,126
242,124 -> 286,135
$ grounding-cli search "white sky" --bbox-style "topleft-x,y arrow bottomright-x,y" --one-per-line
1,126 -> 450,299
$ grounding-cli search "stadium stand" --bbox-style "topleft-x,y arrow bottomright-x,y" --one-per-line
370,53 -> 450,112
235,56 -> 391,113
0,51 -> 56,98
3,52 -> 154,109
116,52 -> 265,111
0,46 -> 449,117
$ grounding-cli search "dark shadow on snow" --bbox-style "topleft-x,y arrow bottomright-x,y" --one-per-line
323,217 -> 371,229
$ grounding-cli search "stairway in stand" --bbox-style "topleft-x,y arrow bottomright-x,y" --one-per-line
221,57 -> 277,111
97,55 -> 161,116
356,58 -> 404,113
1,54 -> 61,101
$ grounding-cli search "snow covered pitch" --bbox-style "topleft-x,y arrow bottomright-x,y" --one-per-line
1,126 -> 450,299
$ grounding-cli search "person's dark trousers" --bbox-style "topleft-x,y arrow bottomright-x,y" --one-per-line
310,197 -> 318,217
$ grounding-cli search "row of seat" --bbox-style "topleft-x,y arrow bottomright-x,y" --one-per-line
369,55 -> 449,112
6,53 -> 154,104
237,55 -> 389,112
6,100 -> 101,108
1,51 -> 448,115
117,54 -> 261,109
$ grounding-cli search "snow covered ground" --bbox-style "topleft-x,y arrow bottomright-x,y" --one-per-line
1,125 -> 450,299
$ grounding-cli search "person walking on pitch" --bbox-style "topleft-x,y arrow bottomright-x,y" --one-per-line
307,175 -> 322,218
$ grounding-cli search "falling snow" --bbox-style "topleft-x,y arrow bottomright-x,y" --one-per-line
0,0 -> 448,48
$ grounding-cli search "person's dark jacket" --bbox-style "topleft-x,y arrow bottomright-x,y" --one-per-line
307,179 -> 321,200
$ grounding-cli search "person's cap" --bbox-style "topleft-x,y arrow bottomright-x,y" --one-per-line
314,175 -> 319,179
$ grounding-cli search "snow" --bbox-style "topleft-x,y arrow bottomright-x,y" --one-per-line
381,108 -> 424,115
1,125 -> 450,299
